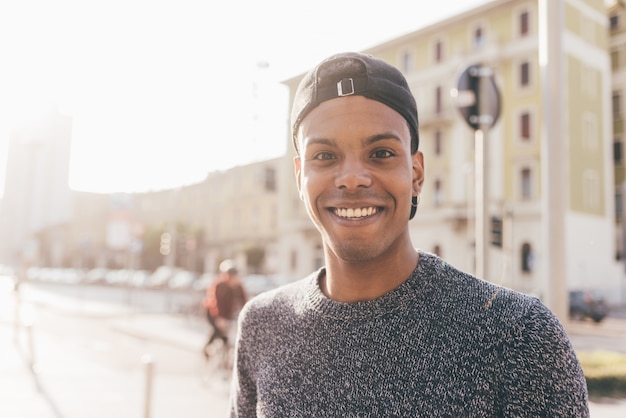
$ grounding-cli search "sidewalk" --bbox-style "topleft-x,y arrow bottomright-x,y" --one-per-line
0,278 -> 230,418
3,278 -> 626,417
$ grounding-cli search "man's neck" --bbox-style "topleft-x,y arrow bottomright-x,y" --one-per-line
321,246 -> 419,303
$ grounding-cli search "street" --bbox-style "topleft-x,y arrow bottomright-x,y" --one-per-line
2,276 -> 626,417
568,317 -> 626,354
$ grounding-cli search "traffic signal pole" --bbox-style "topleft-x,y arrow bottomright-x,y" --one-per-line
453,63 -> 500,283
475,128 -> 488,281
473,66 -> 494,282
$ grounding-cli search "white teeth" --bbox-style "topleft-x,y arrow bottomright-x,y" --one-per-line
335,207 -> 378,219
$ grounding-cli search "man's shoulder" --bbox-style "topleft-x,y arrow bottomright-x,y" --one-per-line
417,251 -> 546,321
242,273 -> 316,314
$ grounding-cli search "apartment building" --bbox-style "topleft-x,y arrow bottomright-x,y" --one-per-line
66,158 -> 281,275
280,0 -> 623,306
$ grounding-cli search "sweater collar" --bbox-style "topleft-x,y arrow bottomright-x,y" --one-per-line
303,250 -> 436,320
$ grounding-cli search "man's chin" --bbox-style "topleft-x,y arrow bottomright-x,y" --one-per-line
331,243 -> 382,264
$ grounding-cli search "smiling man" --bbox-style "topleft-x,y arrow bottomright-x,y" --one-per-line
230,52 -> 589,417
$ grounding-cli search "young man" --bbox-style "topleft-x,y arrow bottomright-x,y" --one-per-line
230,52 -> 589,416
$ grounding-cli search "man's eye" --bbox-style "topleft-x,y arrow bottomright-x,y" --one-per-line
313,152 -> 335,160
371,149 -> 394,158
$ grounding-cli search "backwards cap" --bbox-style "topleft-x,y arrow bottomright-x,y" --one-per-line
290,51 -> 419,154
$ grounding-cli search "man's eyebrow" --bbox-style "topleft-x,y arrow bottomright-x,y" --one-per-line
364,133 -> 403,145
304,133 -> 402,149
304,137 -> 336,148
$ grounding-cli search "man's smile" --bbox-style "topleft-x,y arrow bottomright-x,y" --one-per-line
332,207 -> 381,219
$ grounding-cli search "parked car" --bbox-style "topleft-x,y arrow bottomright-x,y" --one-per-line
83,267 -> 110,285
128,269 -> 151,288
104,269 -> 133,286
168,270 -> 198,290
569,290 -> 609,323
146,266 -> 179,289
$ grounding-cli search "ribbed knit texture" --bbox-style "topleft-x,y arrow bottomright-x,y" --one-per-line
230,251 -> 589,417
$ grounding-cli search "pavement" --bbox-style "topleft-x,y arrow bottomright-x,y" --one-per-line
0,278 -> 231,418
2,277 -> 626,418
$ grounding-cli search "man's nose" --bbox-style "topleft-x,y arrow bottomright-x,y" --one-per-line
334,157 -> 373,189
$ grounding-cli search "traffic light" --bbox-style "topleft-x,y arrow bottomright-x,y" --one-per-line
160,232 -> 171,255
490,216 -> 502,248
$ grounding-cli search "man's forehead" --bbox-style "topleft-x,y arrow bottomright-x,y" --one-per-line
297,96 -> 411,148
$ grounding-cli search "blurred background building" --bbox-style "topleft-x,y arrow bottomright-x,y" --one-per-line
0,106 -> 73,269
0,0 -> 625,309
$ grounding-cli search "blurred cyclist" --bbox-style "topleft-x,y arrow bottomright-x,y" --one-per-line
202,259 -> 247,359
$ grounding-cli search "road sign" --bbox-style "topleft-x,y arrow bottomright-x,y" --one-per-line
454,64 -> 501,130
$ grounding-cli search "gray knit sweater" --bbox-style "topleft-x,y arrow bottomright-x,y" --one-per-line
230,251 -> 589,417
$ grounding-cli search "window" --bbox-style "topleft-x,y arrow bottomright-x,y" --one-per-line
434,39 -> 443,63
521,243 -> 534,273
520,61 -> 530,87
474,26 -> 484,48
519,10 -> 529,36
490,216 -> 502,248
264,167 -> 276,191
435,86 -> 442,114
434,130 -> 443,156
433,178 -> 443,206
402,51 -> 412,73
521,167 -> 532,200
610,14 -> 619,31
615,139 -> 623,164
520,112 -> 531,140
613,91 -> 622,119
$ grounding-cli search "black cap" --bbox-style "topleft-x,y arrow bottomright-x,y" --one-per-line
291,51 -> 419,154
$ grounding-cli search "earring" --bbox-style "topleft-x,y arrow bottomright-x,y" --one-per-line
411,194 -> 420,208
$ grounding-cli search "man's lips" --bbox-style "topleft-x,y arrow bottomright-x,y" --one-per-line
332,207 -> 381,219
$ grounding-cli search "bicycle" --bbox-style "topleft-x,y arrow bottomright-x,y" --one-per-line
202,319 -> 237,384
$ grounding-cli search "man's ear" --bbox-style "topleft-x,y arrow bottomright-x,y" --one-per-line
412,151 -> 425,196
294,155 -> 303,199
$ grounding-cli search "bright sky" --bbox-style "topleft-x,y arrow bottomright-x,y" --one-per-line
0,0 -> 488,194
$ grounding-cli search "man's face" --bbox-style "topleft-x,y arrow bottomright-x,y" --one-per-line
294,96 -> 424,264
